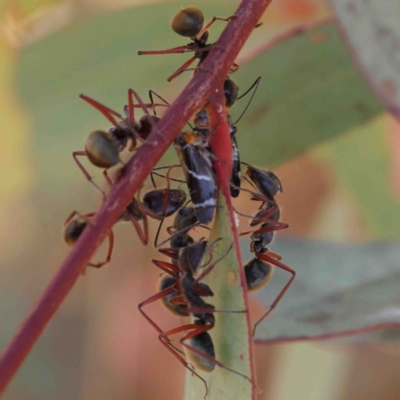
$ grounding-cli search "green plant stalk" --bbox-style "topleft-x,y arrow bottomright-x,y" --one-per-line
184,93 -> 256,400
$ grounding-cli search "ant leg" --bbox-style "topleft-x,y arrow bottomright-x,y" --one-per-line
150,164 -> 184,188
159,324 -> 209,399
129,214 -> 149,246
197,15 -> 237,37
79,94 -> 122,126
138,45 -> 193,56
72,151 -> 106,195
167,56 -> 198,82
252,253 -> 296,336
152,259 -> 180,278
126,88 -> 159,145
138,286 -> 178,334
63,210 -> 95,226
150,172 -> 185,188
88,230 -> 114,269
138,285 -> 186,355
148,90 -> 170,116
240,222 -> 288,237
180,324 -> 257,389
153,218 -> 165,248
195,241 -> 232,283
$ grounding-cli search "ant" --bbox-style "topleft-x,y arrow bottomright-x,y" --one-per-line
138,7 -> 243,82
236,164 -> 295,335
139,216 -> 255,397
63,210 -> 114,269
63,168 -> 187,271
73,88 -> 167,193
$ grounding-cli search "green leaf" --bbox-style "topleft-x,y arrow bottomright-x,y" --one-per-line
250,238 -> 400,342
330,0 -> 400,120
233,22 -> 385,167
15,1 -> 239,187
184,192 -> 254,400
314,115 -> 400,240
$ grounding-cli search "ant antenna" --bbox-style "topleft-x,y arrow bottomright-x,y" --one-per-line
233,76 -> 261,125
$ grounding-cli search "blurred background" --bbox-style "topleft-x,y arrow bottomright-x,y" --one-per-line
1,0 -> 400,399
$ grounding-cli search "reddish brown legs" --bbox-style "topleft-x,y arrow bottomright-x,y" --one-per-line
253,253 -> 296,336
72,151 -> 106,195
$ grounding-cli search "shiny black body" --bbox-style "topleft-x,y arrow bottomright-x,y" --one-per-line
245,165 -> 283,200
229,117 -> 241,198
174,133 -> 217,224
142,189 -> 186,218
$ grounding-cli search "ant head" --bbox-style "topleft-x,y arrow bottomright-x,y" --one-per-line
138,115 -> 160,140
245,166 -> 282,199
224,77 -> 239,108
122,198 -> 145,221
85,130 -> 120,168
63,218 -> 87,247
171,7 -> 204,38
244,257 -> 273,292
170,232 -> 194,249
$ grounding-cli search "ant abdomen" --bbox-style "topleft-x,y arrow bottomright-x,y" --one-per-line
244,258 -> 273,292
224,77 -> 239,108
63,218 -> 87,247
171,7 -> 204,38
158,275 -> 189,317
85,130 -> 120,168
186,331 -> 216,372
142,189 -> 186,218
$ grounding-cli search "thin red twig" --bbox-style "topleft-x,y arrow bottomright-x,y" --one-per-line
255,322 -> 400,345
0,0 -> 273,393
208,91 -> 257,398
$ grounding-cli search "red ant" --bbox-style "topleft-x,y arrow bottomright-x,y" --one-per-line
62,210 -> 114,269
138,209 -> 255,397
235,164 -> 296,336
138,7 -> 241,82
63,167 -> 187,270
73,88 -> 167,193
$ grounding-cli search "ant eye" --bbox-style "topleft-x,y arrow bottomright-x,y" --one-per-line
171,7 -> 204,38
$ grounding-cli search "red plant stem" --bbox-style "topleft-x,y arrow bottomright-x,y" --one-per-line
255,322 -> 400,345
208,90 -> 257,397
0,0 -> 272,393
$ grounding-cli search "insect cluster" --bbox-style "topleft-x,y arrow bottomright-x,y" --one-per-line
63,6 -> 295,397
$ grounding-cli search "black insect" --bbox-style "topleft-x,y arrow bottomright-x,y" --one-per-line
237,167 -> 295,335
62,211 -> 114,269
104,169 -> 187,245
139,236 -> 254,398
73,89 -> 165,192
174,131 -> 217,224
138,7 -> 240,82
